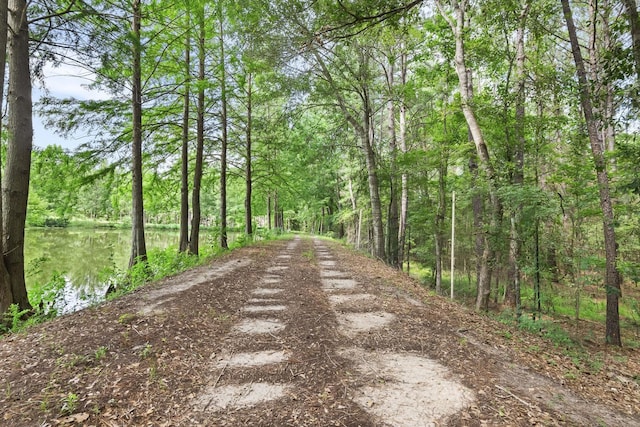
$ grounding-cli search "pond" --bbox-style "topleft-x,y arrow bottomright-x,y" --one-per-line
24,227 -> 218,314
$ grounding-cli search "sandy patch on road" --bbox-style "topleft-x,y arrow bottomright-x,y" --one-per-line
321,278 -> 358,291
195,383 -> 292,412
339,348 -> 475,426
213,350 -> 289,368
336,311 -> 395,336
233,318 -> 286,334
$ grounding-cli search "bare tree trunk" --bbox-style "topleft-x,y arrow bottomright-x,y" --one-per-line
129,0 -> 147,269
506,3 -> 529,313
469,152 -> 485,302
398,51 -> 409,269
0,0 -> 12,314
267,194 -> 272,230
274,193 -> 280,230
561,0 -> 622,346
363,105 -> 385,260
386,59 -> 399,267
245,73 -> 253,236
3,0 -> 32,310
179,14 -> 191,253
189,7 -> 205,255
435,161 -> 447,294
219,11 -> 228,248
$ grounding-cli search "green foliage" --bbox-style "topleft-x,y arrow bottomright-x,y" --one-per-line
0,304 -> 31,333
517,316 -> 575,348
94,346 -> 108,361
145,247 -> 201,280
139,343 -> 153,359
60,392 -> 79,415
28,272 -> 69,318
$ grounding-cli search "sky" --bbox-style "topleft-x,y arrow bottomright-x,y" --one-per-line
33,63 -> 109,151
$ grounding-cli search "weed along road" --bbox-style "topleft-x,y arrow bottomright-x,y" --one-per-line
1,237 -> 638,426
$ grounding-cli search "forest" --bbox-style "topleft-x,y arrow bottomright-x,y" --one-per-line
1,0 -> 639,347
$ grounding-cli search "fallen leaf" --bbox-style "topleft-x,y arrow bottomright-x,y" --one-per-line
55,412 -> 90,424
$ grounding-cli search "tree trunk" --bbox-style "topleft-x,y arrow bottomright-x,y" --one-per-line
386,60 -> 399,268
189,7 -> 205,256
506,3 -> 529,313
435,161 -> 447,294
623,0 -> 640,83
561,0 -> 622,346
398,50 -> 409,270
179,15 -> 191,253
469,153 -> 485,304
245,73 -> 253,236
3,0 -> 32,310
129,0 -> 147,268
437,0 -> 499,311
0,0 -> 12,315
274,193 -> 280,230
363,106 -> 385,260
219,11 -> 228,249
267,194 -> 272,230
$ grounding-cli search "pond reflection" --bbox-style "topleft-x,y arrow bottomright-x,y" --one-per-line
25,227 -> 180,313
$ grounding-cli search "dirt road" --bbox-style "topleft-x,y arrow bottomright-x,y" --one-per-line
1,237 -> 638,426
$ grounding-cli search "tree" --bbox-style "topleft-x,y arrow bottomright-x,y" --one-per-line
129,0 -> 147,268
218,3 -> 229,248
189,1 -> 206,255
505,2 -> 530,316
179,3 -> 191,253
622,0 -> 640,84
304,35 -> 386,259
2,0 -> 33,312
436,0 -> 502,311
561,0 -> 622,346
0,0 -> 11,315
244,71 -> 253,236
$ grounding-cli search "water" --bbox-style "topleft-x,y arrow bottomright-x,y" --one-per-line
24,227 -> 183,313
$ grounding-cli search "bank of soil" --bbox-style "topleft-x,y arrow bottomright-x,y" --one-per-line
1,237 -> 638,426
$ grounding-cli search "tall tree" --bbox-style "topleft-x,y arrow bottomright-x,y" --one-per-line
218,4 -> 229,248
561,0 -> 622,345
189,2 -> 206,255
129,0 -> 147,268
179,3 -> 191,253
244,71 -> 253,236
3,0 -> 33,311
436,0 -> 501,311
397,47 -> 409,269
384,56 -> 400,267
0,0 -> 12,315
306,38 -> 386,259
505,2 -> 530,315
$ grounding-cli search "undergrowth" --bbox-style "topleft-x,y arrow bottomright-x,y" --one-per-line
409,260 -> 639,347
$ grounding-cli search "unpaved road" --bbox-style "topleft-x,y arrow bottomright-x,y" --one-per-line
1,236 -> 638,426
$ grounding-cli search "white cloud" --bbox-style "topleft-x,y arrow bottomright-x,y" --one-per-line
33,63 -> 112,150
39,62 -> 111,101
